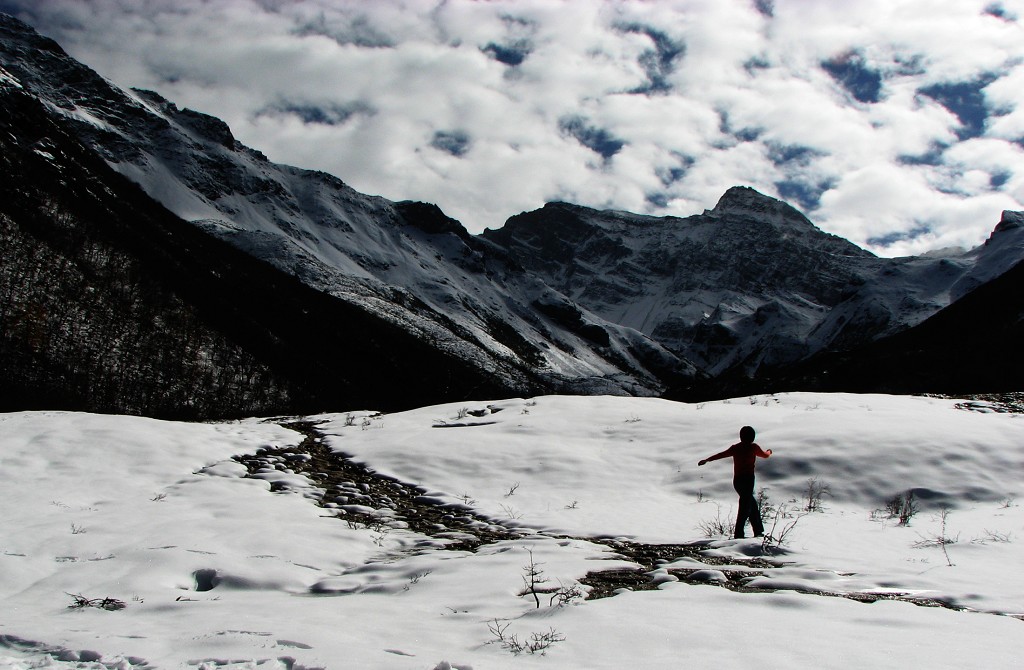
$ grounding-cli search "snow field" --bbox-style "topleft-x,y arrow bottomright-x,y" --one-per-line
0,393 -> 1022,668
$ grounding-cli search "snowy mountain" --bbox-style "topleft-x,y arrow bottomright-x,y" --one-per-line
485,188 -> 1024,378
1,12 -> 1022,417
0,74 -> 548,418
0,13 -> 690,407
722,245 -> 1024,398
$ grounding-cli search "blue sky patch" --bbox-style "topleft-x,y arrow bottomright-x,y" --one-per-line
481,41 -> 530,66
898,142 -> 947,166
617,23 -> 685,94
646,191 -> 671,208
775,178 -> 833,212
257,101 -> 373,126
867,224 -> 932,248
559,116 -> 626,159
822,52 -> 883,103
990,171 -> 1011,189
753,0 -> 774,18
431,130 -> 471,157
656,155 -> 694,187
983,3 -> 1016,20
919,75 -> 998,139
767,143 -> 822,167
295,13 -> 395,48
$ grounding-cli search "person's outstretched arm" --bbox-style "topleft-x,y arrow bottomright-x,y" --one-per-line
754,444 -> 772,458
698,448 -> 732,466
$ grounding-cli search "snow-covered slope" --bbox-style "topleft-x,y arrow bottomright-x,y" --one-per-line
1,394 -> 1022,668
485,188 -> 1024,376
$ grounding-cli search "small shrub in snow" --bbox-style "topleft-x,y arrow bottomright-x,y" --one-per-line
70,523 -> 86,535
514,548 -> 582,609
409,570 -> 432,584
404,571 -> 433,591
884,491 -> 919,526
487,619 -> 565,656
697,504 -> 732,538
803,477 -> 831,512
761,504 -> 806,553
972,529 -> 1012,544
548,581 -> 584,607
504,482 -> 520,497
519,548 -> 548,609
499,504 -> 522,520
67,593 -> 126,611
912,507 -> 958,566
757,487 -> 775,519
371,529 -> 390,547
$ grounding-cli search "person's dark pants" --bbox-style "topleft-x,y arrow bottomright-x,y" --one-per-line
733,474 -> 764,539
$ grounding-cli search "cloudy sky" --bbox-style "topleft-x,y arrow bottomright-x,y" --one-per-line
5,0 -> 1024,255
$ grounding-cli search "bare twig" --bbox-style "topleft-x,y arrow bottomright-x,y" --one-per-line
697,504 -> 731,538
761,504 -> 806,552
912,507 -> 957,566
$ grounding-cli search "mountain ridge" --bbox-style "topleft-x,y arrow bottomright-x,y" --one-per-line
1,12 -> 1021,417
484,186 -> 1024,377
0,78 -> 546,418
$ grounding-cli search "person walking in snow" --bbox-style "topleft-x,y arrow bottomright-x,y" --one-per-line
698,426 -> 772,539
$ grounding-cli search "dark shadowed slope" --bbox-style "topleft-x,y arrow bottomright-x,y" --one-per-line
670,216 -> 1024,400
0,83 -> 546,419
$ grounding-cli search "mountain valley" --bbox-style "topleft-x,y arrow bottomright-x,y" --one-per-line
2,12 -> 1022,418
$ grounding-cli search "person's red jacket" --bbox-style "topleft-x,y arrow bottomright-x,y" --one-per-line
702,442 -> 771,476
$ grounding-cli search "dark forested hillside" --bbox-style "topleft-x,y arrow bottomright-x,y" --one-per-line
0,85 -> 543,419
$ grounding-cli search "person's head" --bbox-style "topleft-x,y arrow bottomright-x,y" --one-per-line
739,426 -> 755,444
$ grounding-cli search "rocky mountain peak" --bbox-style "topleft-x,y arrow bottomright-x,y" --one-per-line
994,210 -> 1024,234
394,200 -> 470,239
0,12 -> 58,50
708,185 -> 815,229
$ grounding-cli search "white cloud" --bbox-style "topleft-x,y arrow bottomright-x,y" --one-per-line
6,0 -> 1024,255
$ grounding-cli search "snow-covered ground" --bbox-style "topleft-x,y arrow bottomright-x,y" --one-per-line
1,393 -> 1022,669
